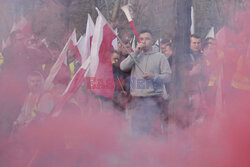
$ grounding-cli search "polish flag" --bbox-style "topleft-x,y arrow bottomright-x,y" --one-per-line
77,14 -> 95,65
44,31 -> 75,90
85,8 -> 117,99
51,15 -> 95,116
206,27 -> 215,39
121,4 -> 141,42
51,57 -> 90,117
68,29 -> 82,63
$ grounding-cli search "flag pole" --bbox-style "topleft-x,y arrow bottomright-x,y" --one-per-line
44,33 -> 72,90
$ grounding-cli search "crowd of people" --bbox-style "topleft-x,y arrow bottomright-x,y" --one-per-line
0,5 -> 250,138
0,26 -> 216,138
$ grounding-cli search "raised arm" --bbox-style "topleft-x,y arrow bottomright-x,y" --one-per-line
120,52 -> 139,72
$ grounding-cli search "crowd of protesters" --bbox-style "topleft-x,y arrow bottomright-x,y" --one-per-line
0,6 -> 250,138
0,28 -> 209,138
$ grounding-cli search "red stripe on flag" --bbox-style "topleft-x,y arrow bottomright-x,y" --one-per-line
51,68 -> 86,115
91,24 -> 116,99
74,45 -> 82,63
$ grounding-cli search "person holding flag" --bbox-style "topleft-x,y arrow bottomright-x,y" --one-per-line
120,30 -> 172,136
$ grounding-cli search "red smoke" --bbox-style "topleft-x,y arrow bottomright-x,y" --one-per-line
1,3 -> 250,167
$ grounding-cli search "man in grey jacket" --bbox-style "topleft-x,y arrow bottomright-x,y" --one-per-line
120,30 -> 171,135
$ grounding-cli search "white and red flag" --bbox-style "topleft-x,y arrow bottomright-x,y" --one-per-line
44,30 -> 76,90
51,15 -> 95,115
51,57 -> 90,117
85,8 -> 117,99
68,29 -> 82,63
77,14 -> 95,65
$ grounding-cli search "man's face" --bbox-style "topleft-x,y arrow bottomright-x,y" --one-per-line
190,37 -> 201,53
139,32 -> 153,52
164,45 -> 173,58
27,75 -> 42,92
161,43 -> 173,58
111,52 -> 120,67
160,43 -> 166,53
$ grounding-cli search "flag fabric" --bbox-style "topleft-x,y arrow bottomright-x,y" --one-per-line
70,29 -> 78,54
51,57 -> 90,117
78,14 -> 95,65
68,29 -> 82,63
206,27 -> 215,39
44,32 -> 74,90
76,35 -> 86,63
51,14 -> 95,116
112,28 -> 118,50
86,8 -> 117,99
60,14 -> 95,98
153,40 -> 160,52
131,35 -> 136,52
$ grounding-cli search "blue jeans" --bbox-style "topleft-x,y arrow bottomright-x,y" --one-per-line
128,96 -> 162,136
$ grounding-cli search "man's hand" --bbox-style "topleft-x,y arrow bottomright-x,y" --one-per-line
121,90 -> 127,96
142,72 -> 153,79
136,42 -> 145,52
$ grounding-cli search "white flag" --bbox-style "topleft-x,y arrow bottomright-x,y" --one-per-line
78,14 -> 95,65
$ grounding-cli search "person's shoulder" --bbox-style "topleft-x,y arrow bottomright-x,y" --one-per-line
153,51 -> 166,58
